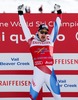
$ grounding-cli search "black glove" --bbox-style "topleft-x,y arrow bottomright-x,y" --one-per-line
54,4 -> 62,14
57,9 -> 62,14
18,4 -> 24,15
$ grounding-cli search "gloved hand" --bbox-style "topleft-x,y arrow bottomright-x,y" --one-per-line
54,4 -> 62,14
54,4 -> 60,11
52,4 -> 62,14
18,4 -> 24,15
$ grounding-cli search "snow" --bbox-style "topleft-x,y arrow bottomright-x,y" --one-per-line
0,0 -> 78,13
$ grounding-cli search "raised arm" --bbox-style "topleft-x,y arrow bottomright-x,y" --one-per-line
50,4 -> 62,43
50,16 -> 61,43
18,4 -> 32,41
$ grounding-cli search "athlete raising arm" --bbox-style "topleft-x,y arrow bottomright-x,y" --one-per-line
18,4 -> 62,100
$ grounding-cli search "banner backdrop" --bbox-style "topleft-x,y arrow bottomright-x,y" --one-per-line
0,13 -> 78,100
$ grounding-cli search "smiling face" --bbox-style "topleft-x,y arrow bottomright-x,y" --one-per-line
38,29 -> 48,42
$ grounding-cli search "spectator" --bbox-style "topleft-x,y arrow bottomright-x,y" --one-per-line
38,5 -> 43,13
25,6 -> 31,13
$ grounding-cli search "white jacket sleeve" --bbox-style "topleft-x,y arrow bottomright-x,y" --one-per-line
50,17 -> 61,43
19,15 -> 32,41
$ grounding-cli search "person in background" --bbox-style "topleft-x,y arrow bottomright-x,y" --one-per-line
25,6 -> 31,13
38,5 -> 43,13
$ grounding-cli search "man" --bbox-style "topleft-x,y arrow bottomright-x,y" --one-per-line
18,4 -> 62,100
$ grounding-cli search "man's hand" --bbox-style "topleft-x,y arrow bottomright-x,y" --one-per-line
54,4 -> 62,14
18,4 -> 24,15
52,4 -> 62,14
54,4 -> 60,11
